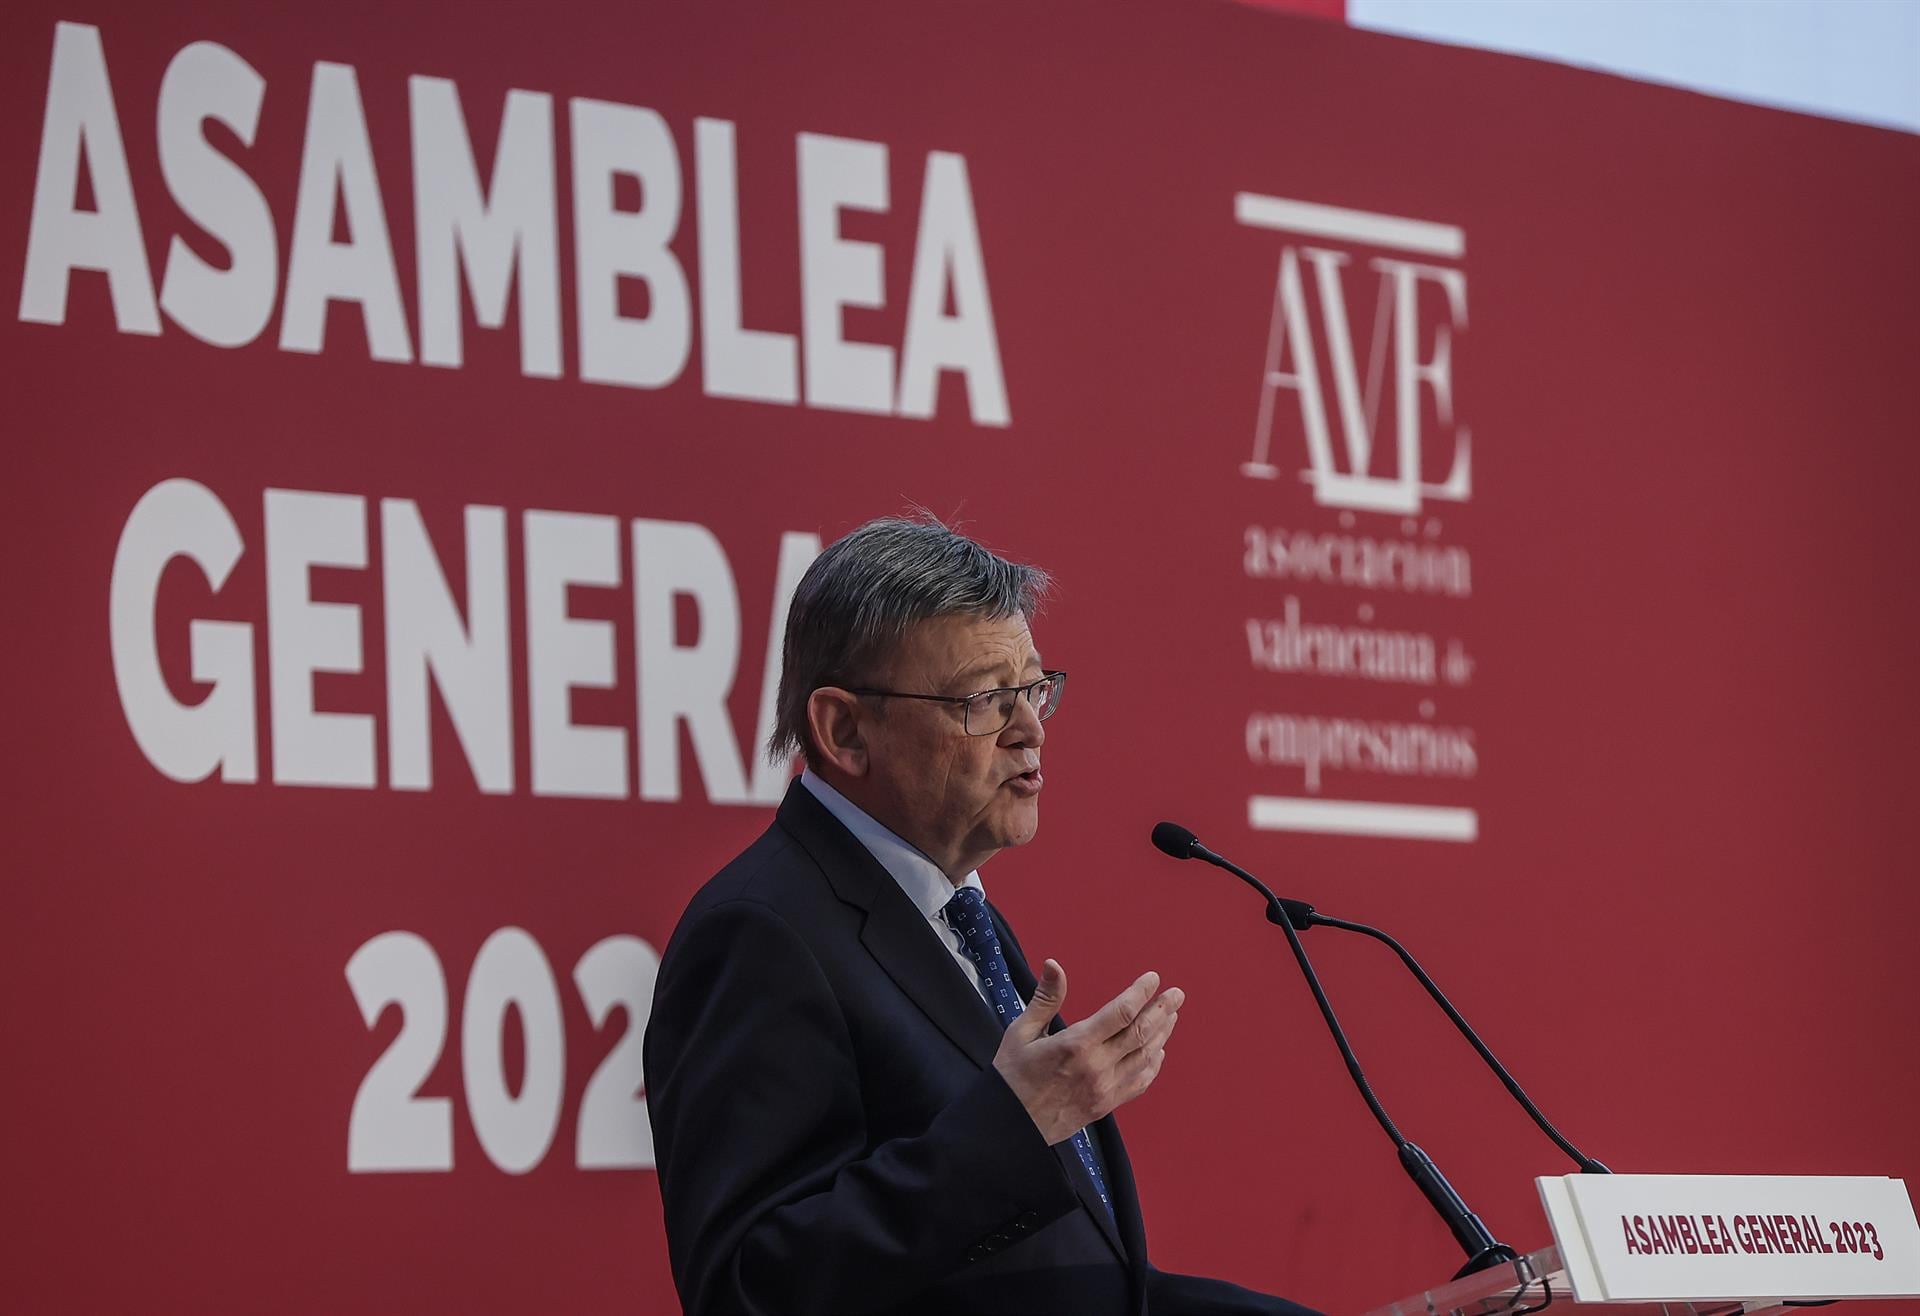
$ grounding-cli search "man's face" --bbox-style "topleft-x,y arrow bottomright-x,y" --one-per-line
857,611 -> 1047,879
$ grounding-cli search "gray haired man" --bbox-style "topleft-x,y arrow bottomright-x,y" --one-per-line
644,516 -> 1320,1316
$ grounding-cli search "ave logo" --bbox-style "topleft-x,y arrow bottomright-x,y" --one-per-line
1235,193 -> 1470,516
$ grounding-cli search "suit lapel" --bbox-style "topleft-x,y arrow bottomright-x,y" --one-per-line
776,782 -> 1132,1269
988,900 -> 1131,1266
776,783 -> 1003,1068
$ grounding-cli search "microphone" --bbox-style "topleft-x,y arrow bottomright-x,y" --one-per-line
1152,822 -> 1609,1175
1154,820 -> 1518,1278
1151,822 -> 1317,930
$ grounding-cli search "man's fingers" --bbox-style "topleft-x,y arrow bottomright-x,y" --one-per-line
1007,958 -> 1068,1042
998,970 -> 1180,1139
1081,970 -> 1161,1043
1114,1002 -> 1180,1070
1101,985 -> 1184,1057
1116,1035 -> 1174,1103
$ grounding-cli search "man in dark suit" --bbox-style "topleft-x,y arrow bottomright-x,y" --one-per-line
644,517 -> 1320,1316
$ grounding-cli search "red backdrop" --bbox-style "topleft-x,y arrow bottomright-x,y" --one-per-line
5,1 -> 1917,1311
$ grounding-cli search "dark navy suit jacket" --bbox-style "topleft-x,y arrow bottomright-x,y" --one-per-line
643,781 -> 1320,1316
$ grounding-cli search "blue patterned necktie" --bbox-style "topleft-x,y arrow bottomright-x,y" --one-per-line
943,886 -> 1115,1224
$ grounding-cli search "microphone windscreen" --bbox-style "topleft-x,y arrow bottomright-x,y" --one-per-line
1151,821 -> 1199,859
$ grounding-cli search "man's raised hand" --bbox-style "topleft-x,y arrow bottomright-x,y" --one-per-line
992,959 -> 1183,1146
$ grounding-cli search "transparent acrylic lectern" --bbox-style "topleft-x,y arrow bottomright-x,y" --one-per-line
1360,1243 -> 1815,1316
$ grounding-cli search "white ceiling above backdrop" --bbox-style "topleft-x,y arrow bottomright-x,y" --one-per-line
1348,0 -> 1920,135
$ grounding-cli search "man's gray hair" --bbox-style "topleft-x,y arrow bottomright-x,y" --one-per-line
769,515 -> 1050,768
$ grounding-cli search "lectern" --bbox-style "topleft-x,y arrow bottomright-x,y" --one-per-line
1358,1241 -> 1845,1316
1361,1175 -> 1920,1316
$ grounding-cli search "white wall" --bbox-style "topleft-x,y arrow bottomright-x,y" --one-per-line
1350,0 -> 1920,135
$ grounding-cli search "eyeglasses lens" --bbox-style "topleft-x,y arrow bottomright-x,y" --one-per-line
963,675 -> 1065,736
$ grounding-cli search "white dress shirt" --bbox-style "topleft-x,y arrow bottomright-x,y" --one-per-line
800,770 -> 990,998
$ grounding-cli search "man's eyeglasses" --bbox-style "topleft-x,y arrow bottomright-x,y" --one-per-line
846,670 -> 1067,737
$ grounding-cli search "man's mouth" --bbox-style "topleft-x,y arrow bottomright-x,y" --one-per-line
1005,767 -> 1044,796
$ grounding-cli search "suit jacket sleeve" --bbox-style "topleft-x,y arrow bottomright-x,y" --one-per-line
644,896 -> 1084,1316
1147,1267 -> 1325,1316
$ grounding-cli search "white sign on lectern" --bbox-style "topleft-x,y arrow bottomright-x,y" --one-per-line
1538,1173 -> 1920,1302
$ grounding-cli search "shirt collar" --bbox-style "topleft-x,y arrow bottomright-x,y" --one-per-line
799,770 -> 984,920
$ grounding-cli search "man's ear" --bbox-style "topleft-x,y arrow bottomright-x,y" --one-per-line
806,688 -> 869,776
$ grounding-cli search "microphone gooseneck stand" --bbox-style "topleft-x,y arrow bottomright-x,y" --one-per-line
1151,821 -> 1586,1279
1148,822 -> 1609,1175
1306,911 -> 1610,1177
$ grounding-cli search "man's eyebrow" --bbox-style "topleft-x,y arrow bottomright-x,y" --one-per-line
952,653 -> 1044,688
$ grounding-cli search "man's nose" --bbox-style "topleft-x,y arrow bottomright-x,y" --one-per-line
1001,689 -> 1046,748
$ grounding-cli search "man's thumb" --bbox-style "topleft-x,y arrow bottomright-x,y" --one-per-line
1012,958 -> 1067,1038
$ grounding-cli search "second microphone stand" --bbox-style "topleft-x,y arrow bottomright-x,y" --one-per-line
1151,822 -> 1613,1279
1254,878 -> 1520,1278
